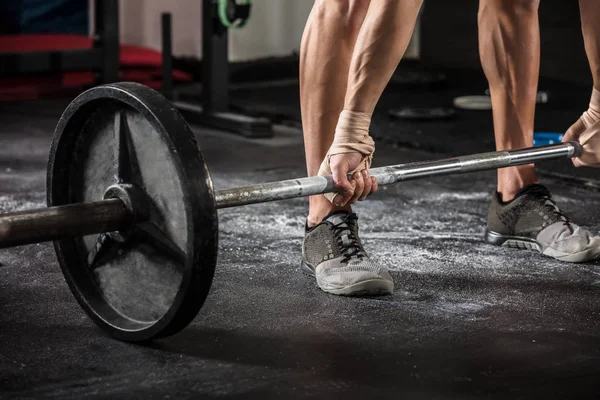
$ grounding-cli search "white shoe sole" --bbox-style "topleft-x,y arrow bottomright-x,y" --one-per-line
486,230 -> 600,263
318,279 -> 394,296
301,261 -> 394,296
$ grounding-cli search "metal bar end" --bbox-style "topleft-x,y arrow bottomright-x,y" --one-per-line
567,141 -> 584,158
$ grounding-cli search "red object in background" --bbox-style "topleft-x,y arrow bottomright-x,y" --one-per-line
0,34 -> 192,101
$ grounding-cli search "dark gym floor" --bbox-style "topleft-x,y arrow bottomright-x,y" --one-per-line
1,83 -> 600,399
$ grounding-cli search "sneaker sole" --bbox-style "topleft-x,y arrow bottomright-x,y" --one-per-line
300,261 -> 393,296
485,229 -> 600,263
485,230 -> 542,251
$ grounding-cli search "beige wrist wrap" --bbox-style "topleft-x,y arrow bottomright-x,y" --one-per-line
318,110 -> 375,202
574,88 -> 600,166
580,88 -> 600,128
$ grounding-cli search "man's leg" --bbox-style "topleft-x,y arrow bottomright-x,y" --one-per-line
480,0 -> 600,262
301,0 -> 424,226
344,0 -> 424,114
325,0 -> 425,207
300,0 -> 370,227
580,0 -> 600,91
478,0 -> 540,202
300,0 -> 423,296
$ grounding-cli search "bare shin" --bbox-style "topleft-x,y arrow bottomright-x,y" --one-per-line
579,0 -> 600,90
301,0 -> 423,225
300,0 -> 370,225
478,0 -> 541,201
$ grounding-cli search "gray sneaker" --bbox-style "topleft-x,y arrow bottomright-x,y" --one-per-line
485,184 -> 600,262
301,211 -> 394,296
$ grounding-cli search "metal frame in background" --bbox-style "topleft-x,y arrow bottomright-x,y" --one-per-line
171,0 -> 273,138
93,0 -> 120,84
161,13 -> 174,100
0,0 -> 120,84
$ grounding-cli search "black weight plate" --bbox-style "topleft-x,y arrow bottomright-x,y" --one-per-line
47,82 -> 218,342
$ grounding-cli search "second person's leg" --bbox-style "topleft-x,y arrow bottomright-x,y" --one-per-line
480,0 -> 600,262
478,0 -> 540,202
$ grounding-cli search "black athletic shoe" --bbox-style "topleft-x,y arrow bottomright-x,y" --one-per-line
485,184 -> 600,262
301,211 -> 394,296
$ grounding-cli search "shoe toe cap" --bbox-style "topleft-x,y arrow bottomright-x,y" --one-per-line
316,259 -> 394,288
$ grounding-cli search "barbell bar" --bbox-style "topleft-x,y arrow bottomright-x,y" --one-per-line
0,141 -> 582,248
215,142 -> 582,208
0,82 -> 584,342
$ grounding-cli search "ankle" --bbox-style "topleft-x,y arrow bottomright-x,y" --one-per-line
307,196 -> 352,227
498,188 -> 523,203
497,165 -> 538,202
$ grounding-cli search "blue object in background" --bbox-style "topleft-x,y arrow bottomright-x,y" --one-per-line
534,132 -> 564,146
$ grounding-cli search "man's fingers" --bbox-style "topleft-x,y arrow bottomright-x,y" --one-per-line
335,180 -> 356,207
366,171 -> 379,195
563,128 -> 575,143
569,120 -> 600,167
371,176 -> 379,193
359,170 -> 372,201
326,153 -> 380,204
563,118 -> 586,142
331,163 -> 354,200
349,172 -> 365,204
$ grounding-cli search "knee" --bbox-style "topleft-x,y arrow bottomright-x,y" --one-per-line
313,0 -> 370,31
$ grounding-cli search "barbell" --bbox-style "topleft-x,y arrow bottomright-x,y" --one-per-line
0,82 -> 582,342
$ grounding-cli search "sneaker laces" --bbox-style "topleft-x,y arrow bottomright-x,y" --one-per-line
331,214 -> 367,263
529,187 -> 574,233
